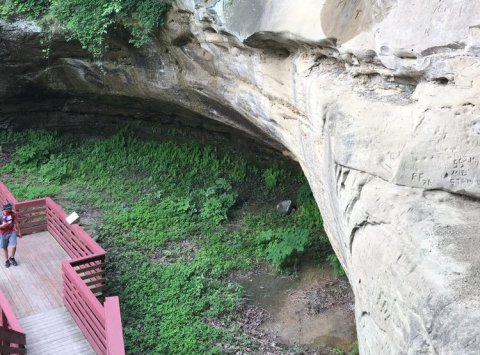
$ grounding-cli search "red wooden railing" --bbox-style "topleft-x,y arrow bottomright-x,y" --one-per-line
48,198 -> 124,355
0,290 -> 26,355
46,198 -> 104,258
15,199 -> 47,236
0,182 -> 125,355
0,183 -> 26,354
0,181 -> 17,206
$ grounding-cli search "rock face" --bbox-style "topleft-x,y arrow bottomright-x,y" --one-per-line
2,0 -> 480,353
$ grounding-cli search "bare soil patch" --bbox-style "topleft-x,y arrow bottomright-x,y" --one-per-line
232,262 -> 356,354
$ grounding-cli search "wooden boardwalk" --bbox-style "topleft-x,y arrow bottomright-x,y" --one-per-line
0,231 -> 94,354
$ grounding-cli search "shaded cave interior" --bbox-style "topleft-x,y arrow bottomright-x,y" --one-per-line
0,79 -> 359,352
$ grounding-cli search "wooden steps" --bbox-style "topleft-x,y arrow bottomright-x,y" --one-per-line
19,306 -> 94,355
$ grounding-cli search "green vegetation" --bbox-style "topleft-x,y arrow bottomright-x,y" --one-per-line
0,130 -> 341,354
332,341 -> 359,355
328,253 -> 346,277
262,165 -> 286,191
256,227 -> 309,271
0,0 -> 170,57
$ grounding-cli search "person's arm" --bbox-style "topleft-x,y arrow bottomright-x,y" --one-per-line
0,216 -> 12,229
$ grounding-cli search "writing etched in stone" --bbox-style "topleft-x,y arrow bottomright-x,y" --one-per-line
448,156 -> 478,187
451,169 -> 468,176
411,172 -> 432,186
453,156 -> 476,169
450,178 -> 473,187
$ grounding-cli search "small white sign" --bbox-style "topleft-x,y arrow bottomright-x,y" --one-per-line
66,212 -> 80,225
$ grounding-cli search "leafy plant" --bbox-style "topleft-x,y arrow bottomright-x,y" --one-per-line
200,178 -> 237,224
0,0 -> 49,18
257,227 -> 310,271
38,154 -> 70,183
10,183 -> 60,200
13,131 -> 62,165
262,165 -> 286,191
1,0 -> 170,58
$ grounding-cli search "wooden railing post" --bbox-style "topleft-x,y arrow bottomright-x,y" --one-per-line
105,297 -> 125,355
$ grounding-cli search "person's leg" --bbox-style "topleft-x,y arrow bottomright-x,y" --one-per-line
2,237 -> 10,267
9,233 -> 17,266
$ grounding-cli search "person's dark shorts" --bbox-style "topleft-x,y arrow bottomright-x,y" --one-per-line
0,232 -> 17,248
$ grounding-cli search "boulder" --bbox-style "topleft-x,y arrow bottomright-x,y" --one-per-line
276,200 -> 293,215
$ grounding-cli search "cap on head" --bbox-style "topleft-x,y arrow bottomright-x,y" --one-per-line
2,203 -> 12,211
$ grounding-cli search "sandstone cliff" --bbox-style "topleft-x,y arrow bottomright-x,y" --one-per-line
1,0 -> 480,353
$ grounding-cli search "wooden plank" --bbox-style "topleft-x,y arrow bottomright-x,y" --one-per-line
71,224 -> 105,255
17,225 -> 47,235
13,199 -> 45,209
0,290 -> 23,332
104,297 -> 125,355
76,263 -> 106,297
75,262 -> 104,273
64,297 -> 106,355
0,231 -> 68,318
81,271 -> 105,280
74,259 -> 105,284
62,264 -> 104,318
17,219 -> 47,229
46,199 -> 105,256
47,222 -> 82,258
63,290 -> 106,339
46,198 -> 104,255
16,207 -> 46,215
71,255 -> 105,267
63,279 -> 106,340
47,214 -> 92,257
0,260 -> 36,318
65,302 -> 106,355
17,217 -> 46,226
20,306 -> 95,355
16,212 -> 46,221
17,216 -> 47,225
63,283 -> 104,334
84,279 -> 105,288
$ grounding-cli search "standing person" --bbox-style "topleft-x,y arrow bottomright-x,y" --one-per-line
0,202 -> 18,267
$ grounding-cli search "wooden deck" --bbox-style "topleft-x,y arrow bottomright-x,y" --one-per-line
0,231 -> 94,354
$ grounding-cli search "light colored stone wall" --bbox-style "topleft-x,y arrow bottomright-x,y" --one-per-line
2,1 -> 480,353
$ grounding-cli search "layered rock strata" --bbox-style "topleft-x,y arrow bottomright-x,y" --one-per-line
2,0 -> 480,353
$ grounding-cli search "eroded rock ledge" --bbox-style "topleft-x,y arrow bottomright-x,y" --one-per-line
2,0 -> 480,353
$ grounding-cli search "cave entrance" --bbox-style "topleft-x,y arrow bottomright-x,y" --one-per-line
0,102 -> 356,353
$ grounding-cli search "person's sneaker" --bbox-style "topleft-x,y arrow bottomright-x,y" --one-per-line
9,257 -> 17,266
5,259 -> 10,268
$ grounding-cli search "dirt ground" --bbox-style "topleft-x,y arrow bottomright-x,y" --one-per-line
231,262 -> 356,354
